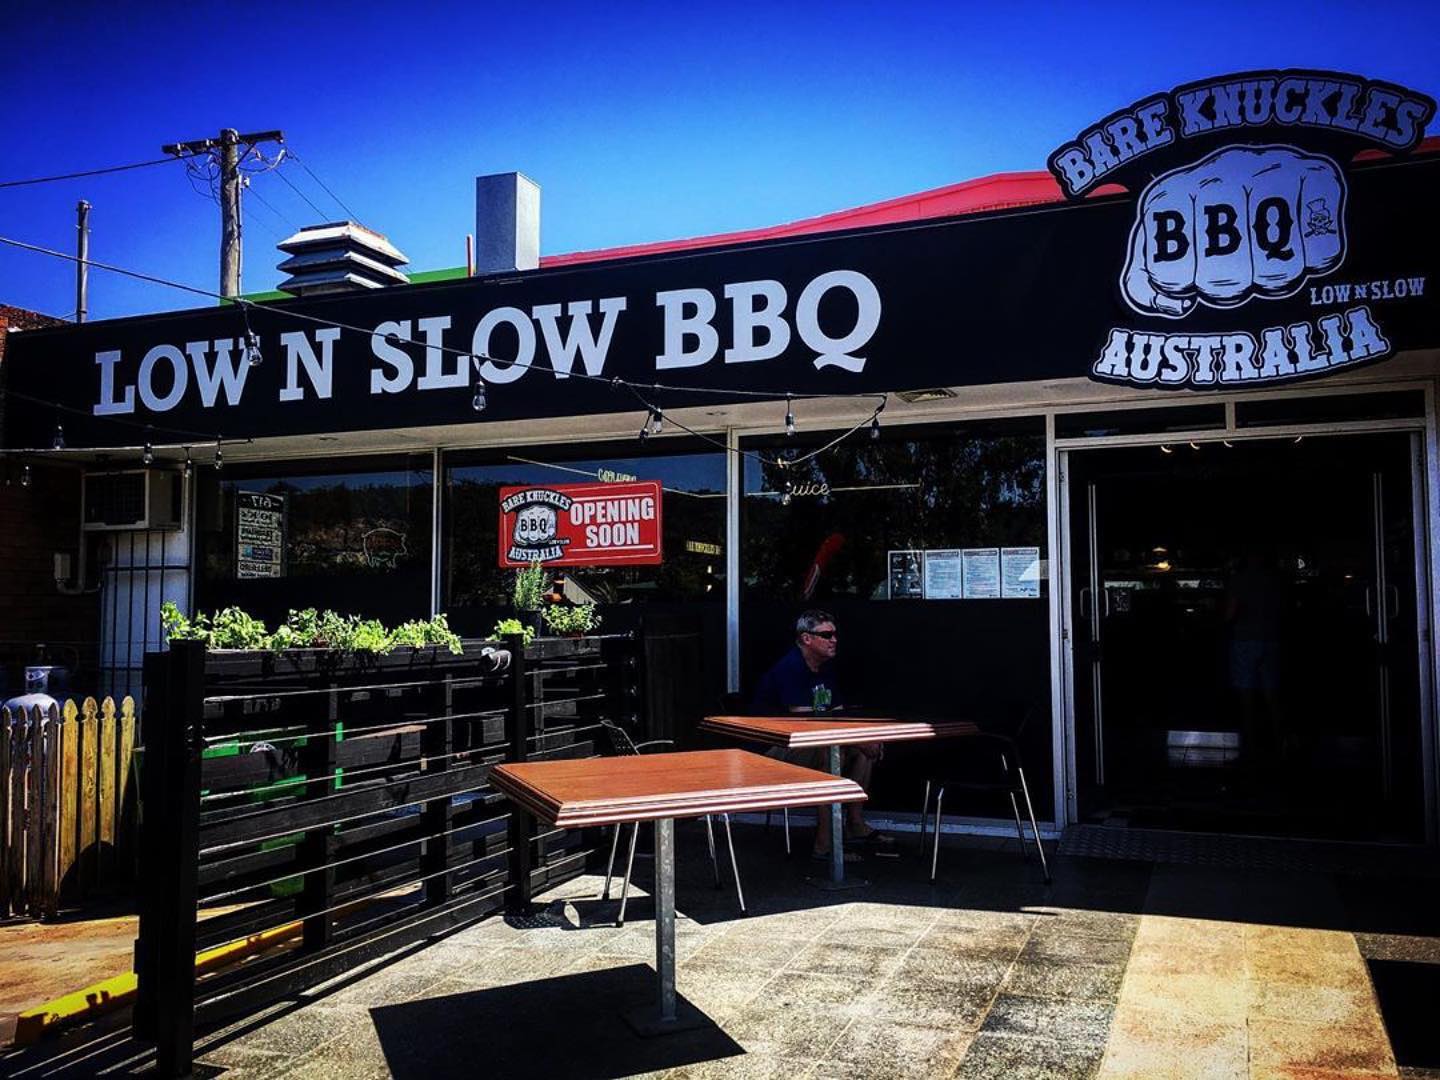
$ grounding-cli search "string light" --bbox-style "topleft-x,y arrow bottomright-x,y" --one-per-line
20,464 -> 31,487
239,302 -> 263,367
244,329 -> 263,367
183,448 -> 193,478
649,408 -> 664,436
52,421 -> 65,450
142,438 -> 154,465
871,400 -> 884,440
784,394 -> 796,437
781,479 -> 793,506
214,441 -> 223,471
469,357 -> 487,412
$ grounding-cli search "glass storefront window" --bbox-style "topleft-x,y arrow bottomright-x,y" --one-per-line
742,418 -> 1047,604
443,438 -> 726,637
740,417 -> 1052,815
195,454 -> 434,625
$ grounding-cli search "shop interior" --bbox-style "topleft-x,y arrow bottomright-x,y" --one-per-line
1068,432 -> 1425,842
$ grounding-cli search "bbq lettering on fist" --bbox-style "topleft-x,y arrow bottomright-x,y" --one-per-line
1121,146 -> 1346,318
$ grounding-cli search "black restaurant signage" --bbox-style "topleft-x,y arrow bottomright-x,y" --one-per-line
3,68 -> 1438,451
1047,70 -> 1436,390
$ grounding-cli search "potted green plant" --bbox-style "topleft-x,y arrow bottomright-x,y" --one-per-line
540,603 -> 602,638
492,616 -> 536,647
511,559 -> 548,635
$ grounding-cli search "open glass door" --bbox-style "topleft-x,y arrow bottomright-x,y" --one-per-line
1066,477 -> 1106,821
1066,433 -> 1425,841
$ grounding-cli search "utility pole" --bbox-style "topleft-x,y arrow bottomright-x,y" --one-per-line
75,200 -> 90,323
162,128 -> 284,298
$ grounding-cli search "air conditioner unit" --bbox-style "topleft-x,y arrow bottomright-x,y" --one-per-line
82,469 -> 184,531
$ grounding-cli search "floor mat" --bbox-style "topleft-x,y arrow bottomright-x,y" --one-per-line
1059,824 -> 1440,877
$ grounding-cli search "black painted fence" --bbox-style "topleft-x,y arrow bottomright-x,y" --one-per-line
133,633 -> 641,1077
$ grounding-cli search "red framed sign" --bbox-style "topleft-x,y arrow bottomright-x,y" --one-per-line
498,480 -> 663,567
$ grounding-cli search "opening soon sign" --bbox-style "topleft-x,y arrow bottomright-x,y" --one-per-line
498,480 -> 663,567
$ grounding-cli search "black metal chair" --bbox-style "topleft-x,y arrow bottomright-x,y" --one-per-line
920,707 -> 1051,884
598,719 -> 746,924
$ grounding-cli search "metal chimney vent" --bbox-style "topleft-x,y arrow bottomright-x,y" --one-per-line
276,221 -> 409,297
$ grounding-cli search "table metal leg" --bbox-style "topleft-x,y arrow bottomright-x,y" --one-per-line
829,745 -> 845,885
624,816 -> 705,1036
805,744 -> 867,891
655,816 -> 677,1023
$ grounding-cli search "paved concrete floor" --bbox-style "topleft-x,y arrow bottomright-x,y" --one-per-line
6,822 -> 1440,1079
0,910 -> 137,1046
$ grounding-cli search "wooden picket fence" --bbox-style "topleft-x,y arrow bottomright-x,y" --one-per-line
0,696 -> 137,919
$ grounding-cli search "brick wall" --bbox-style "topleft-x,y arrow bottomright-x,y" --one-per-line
0,305 -> 99,694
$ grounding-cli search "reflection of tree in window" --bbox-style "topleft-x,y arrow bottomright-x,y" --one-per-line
275,477 -> 421,576
744,424 -> 1045,601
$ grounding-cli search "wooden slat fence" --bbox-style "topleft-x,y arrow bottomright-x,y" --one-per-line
136,633 -> 642,1077
0,696 -> 138,919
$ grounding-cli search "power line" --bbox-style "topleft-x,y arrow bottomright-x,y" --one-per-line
286,149 -> 361,222
0,156 -> 182,190
243,176 -> 302,232
272,163 -> 330,221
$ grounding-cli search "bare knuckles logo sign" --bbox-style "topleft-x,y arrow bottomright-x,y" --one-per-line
498,481 -> 662,567
1048,71 -> 1435,389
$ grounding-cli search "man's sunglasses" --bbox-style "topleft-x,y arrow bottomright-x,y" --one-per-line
806,630 -> 838,640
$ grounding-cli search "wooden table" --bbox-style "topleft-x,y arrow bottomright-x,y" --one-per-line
699,715 -> 979,887
490,748 -> 864,1034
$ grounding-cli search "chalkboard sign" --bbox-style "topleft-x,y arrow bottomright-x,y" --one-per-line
236,491 -> 286,579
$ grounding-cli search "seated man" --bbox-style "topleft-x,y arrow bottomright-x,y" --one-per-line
753,609 -> 888,861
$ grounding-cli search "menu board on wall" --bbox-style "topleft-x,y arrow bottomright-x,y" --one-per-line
236,492 -> 286,579
887,550 -> 924,599
961,548 -> 1001,599
923,549 -> 962,599
1002,547 -> 1042,598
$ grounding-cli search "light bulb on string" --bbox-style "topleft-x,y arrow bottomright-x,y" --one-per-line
469,356 -> 487,412
784,394 -> 796,437
638,418 -> 651,443
239,302 -> 262,367
20,464 -> 31,488
183,448 -> 193,478
52,421 -> 65,450
142,440 -> 154,466
649,408 -> 663,436
214,441 -> 223,472
870,412 -> 881,440
781,479 -> 793,506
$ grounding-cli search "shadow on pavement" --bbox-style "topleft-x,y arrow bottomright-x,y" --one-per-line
370,963 -> 742,1080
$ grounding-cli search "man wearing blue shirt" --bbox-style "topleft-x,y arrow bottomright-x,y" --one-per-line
754,610 -> 886,861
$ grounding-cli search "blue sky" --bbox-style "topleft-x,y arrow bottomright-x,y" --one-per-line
2,1 -> 1438,321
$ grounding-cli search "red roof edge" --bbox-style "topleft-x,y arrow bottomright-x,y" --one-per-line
538,135 -> 1440,271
